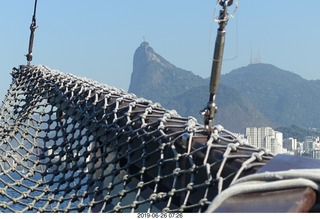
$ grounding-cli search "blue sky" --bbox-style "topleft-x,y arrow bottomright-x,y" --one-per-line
1,1 -> 320,101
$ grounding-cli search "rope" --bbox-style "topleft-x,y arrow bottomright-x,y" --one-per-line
206,169 -> 320,212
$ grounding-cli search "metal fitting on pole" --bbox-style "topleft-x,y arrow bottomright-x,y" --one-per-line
26,0 -> 38,66
202,0 -> 233,133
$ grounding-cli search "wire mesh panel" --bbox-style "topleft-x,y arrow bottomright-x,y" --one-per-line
0,65 -> 274,212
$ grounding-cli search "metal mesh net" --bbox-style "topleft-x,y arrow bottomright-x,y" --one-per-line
0,65 -> 274,212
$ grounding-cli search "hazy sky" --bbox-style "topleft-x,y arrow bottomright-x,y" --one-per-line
1,1 -> 320,102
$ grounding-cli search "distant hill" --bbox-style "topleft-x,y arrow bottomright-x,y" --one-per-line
275,125 -> 320,142
129,42 -> 206,105
221,64 -> 320,129
128,42 -> 320,133
166,84 -> 273,132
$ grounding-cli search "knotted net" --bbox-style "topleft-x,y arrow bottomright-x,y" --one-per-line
0,65 -> 274,212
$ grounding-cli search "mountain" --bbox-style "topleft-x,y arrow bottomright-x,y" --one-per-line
275,125 -> 320,142
128,42 -> 320,133
221,64 -> 320,129
166,84 -> 273,132
128,42 -> 206,105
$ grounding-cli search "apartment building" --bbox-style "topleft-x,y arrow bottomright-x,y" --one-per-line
245,127 -> 283,154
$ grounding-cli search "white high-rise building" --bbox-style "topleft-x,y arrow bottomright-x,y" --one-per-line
304,136 -> 315,155
245,127 -> 283,154
274,131 -> 283,154
245,127 -> 258,147
312,137 -> 320,159
283,138 -> 297,152
258,127 -> 274,149
313,145 -> 320,159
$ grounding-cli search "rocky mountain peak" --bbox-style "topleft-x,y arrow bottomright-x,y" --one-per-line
128,42 -> 206,105
133,42 -> 171,71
